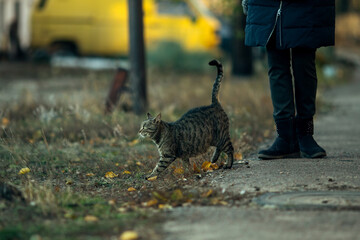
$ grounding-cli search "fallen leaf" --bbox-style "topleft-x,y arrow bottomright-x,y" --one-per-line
105,171 -> 118,178
66,180 -> 73,185
1,117 -> 9,128
64,212 -> 77,219
142,199 -> 158,207
201,161 -> 212,171
210,163 -> 219,170
158,204 -> 172,210
201,161 -> 218,172
18,167 -> 30,175
86,173 -> 95,177
234,152 -> 243,161
84,215 -> 98,222
136,161 -> 143,166
108,199 -> 116,205
128,139 -> 139,147
201,189 -> 213,198
123,170 -> 131,175
147,176 -> 157,181
193,163 -> 200,173
211,198 -> 228,206
171,189 -> 183,201
152,191 -> 167,202
263,129 -> 271,138
127,187 -> 136,192
119,230 -> 139,240
173,167 -> 184,175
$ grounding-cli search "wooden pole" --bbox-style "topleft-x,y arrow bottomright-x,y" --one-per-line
128,0 -> 147,114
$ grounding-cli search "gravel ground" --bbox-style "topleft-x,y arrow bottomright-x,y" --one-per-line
161,50 -> 360,240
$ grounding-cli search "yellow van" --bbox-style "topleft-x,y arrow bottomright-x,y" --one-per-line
31,0 -> 221,56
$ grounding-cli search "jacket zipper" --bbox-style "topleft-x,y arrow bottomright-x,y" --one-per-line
266,1 -> 283,46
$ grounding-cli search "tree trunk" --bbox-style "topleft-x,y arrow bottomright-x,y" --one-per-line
231,1 -> 253,77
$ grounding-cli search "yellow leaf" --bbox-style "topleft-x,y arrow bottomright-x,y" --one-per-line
86,173 -> 95,177
152,191 -> 167,202
18,167 -> 30,175
193,163 -> 200,173
201,189 -> 213,198
201,161 -> 218,171
64,212 -> 77,219
136,161 -> 143,166
128,139 -> 139,147
210,163 -> 219,170
263,129 -> 271,138
147,176 -> 157,181
115,163 -> 119,166
66,180 -> 73,185
171,189 -> 183,201
123,170 -> 131,175
105,171 -> 118,178
201,161 -> 212,171
173,167 -> 184,175
108,199 -> 116,205
142,199 -> 158,207
158,204 -> 172,210
84,215 -> 98,222
127,187 -> 136,192
234,152 -> 243,161
1,117 -> 9,128
119,230 -> 139,240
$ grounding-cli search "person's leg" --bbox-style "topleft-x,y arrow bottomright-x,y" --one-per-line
292,47 -> 326,158
267,39 -> 295,120
258,36 -> 299,159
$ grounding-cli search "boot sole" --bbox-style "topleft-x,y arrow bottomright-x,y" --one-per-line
258,152 -> 300,160
300,151 -> 326,158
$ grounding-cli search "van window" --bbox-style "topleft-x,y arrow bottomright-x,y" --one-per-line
157,0 -> 193,17
38,0 -> 48,9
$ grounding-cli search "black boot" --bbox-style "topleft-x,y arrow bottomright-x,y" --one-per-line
297,118 -> 326,158
258,118 -> 300,159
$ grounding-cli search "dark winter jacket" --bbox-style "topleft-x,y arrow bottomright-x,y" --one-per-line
244,0 -> 335,49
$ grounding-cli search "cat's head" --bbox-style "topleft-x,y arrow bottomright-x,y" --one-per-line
138,113 -> 162,138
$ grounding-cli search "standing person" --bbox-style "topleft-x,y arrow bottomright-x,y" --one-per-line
242,0 -> 335,159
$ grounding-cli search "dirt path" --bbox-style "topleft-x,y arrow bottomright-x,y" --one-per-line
160,50 -> 360,240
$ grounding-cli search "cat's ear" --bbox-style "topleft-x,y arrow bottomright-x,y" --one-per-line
147,112 -> 153,119
155,113 -> 161,123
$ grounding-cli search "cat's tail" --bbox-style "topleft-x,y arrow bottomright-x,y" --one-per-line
209,59 -> 223,104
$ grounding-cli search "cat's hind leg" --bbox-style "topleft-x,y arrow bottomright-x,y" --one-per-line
146,156 -> 176,179
222,140 -> 234,169
211,147 -> 221,163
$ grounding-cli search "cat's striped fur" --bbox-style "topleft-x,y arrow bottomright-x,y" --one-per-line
139,59 -> 234,179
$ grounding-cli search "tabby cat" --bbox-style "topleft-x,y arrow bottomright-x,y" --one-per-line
139,59 -> 233,179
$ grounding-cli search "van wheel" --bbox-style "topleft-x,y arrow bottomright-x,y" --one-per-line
51,42 -> 78,57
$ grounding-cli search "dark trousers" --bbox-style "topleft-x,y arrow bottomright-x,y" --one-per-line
266,36 -> 317,121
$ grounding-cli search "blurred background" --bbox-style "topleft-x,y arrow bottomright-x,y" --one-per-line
1,0 -> 360,155
0,0 -> 359,148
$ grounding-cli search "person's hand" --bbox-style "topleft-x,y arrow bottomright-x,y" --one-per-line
242,0 -> 248,15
